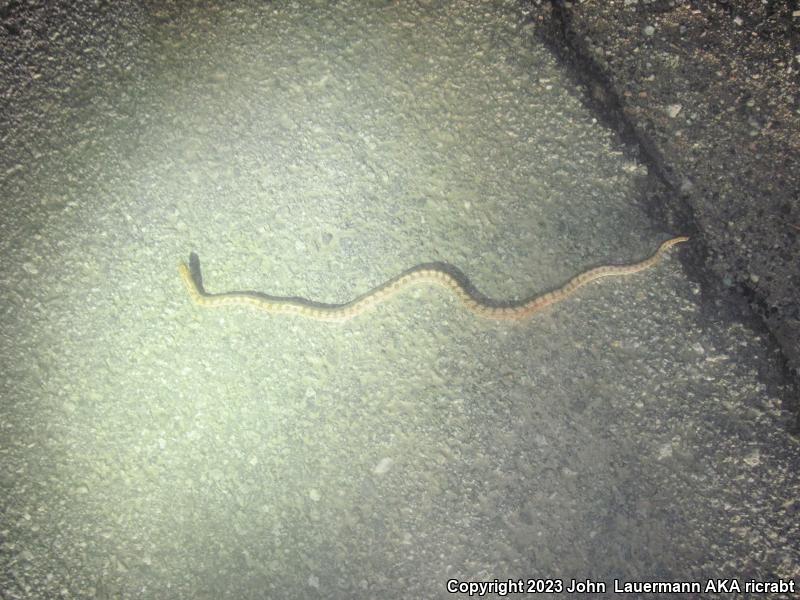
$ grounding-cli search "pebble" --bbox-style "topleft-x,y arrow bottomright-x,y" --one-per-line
373,457 -> 393,475
743,449 -> 760,467
657,443 -> 673,460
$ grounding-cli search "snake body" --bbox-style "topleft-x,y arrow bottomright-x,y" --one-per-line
179,236 -> 688,322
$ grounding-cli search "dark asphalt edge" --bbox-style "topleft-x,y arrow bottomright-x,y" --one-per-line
530,0 -> 800,429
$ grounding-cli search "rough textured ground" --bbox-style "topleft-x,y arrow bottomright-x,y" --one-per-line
531,0 -> 800,420
1,1 -> 798,599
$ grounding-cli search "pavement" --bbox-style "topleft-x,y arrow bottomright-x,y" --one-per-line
1,2 -> 798,597
532,0 -> 800,420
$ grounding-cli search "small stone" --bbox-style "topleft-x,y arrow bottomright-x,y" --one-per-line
373,457 -> 393,475
666,104 -> 682,118
309,488 -> 321,502
643,25 -> 655,36
657,443 -> 673,460
743,449 -> 760,467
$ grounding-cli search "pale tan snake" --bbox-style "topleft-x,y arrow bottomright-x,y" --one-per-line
179,236 -> 688,322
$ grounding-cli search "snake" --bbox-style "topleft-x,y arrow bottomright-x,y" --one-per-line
179,236 -> 688,322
